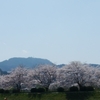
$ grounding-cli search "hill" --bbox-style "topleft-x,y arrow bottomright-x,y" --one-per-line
0,57 -> 54,71
0,57 -> 99,72
0,68 -> 7,75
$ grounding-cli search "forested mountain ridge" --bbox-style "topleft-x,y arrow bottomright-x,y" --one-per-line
0,57 -> 54,71
0,68 -> 7,75
0,57 -> 99,72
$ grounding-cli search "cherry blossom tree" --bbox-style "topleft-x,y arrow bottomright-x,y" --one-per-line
56,61 -> 98,90
3,66 -> 28,90
0,75 -> 7,89
92,67 -> 100,88
0,61 -> 100,91
31,65 -> 57,88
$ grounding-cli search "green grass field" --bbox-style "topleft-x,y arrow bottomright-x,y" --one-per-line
0,92 -> 100,100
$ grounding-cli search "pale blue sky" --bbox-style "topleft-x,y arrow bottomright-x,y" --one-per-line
0,0 -> 100,64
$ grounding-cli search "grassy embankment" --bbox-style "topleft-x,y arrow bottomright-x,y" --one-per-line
0,92 -> 100,100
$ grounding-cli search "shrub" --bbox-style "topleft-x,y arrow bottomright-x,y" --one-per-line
80,86 -> 94,91
0,89 -> 4,93
86,86 -> 94,91
80,86 -> 87,91
4,90 -> 10,93
45,87 -> 48,91
37,88 -> 45,93
57,87 -> 64,92
69,86 -> 79,92
30,88 -> 37,93
11,89 -> 20,93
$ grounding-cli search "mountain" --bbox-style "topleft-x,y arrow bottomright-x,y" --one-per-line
0,57 -> 54,71
89,64 -> 100,67
0,57 -> 99,71
57,64 -> 66,68
0,68 -> 7,75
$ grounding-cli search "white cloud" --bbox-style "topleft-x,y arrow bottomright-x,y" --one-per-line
22,50 -> 28,54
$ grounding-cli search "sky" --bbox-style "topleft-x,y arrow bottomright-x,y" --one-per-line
0,0 -> 100,64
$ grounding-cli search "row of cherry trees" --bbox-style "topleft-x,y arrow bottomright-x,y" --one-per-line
0,61 -> 100,91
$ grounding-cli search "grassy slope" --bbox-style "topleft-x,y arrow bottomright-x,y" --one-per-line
0,92 -> 100,100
